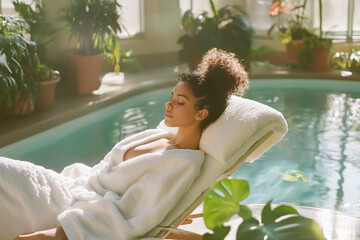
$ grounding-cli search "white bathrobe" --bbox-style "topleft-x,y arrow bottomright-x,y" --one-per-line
0,129 -> 204,240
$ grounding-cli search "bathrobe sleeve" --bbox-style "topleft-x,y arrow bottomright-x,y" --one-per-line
58,149 -> 204,240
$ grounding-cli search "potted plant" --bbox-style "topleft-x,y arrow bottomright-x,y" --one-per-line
270,0 -> 310,65
0,15 -> 39,117
178,0 -> 254,70
270,0 -> 332,70
331,48 -> 360,75
13,0 -> 63,110
307,0 -> 332,71
62,0 -> 125,95
34,63 -> 61,110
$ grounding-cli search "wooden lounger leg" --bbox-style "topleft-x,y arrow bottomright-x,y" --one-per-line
165,227 -> 203,240
180,213 -> 203,225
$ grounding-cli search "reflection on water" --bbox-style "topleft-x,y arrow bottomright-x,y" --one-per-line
111,107 -> 149,143
110,100 -> 165,145
234,88 -> 360,217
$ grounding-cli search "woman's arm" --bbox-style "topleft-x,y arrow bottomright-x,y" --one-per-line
14,227 -> 67,240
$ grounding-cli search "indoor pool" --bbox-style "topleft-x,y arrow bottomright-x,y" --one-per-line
1,79 -> 359,217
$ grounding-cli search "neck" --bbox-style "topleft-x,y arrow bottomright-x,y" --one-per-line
170,125 -> 202,150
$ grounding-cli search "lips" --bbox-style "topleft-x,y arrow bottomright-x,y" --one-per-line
165,112 -> 173,118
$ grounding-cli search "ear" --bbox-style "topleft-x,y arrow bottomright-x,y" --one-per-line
195,109 -> 208,121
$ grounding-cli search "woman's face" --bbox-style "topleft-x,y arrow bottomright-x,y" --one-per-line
164,81 -> 206,128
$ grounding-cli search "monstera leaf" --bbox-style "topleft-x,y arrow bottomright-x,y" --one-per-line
237,201 -> 325,240
203,178 -> 251,230
202,178 -> 326,240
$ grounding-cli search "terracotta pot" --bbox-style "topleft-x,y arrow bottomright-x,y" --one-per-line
312,46 -> 329,71
2,92 -> 35,117
286,40 -> 305,65
68,54 -> 104,95
35,75 -> 60,111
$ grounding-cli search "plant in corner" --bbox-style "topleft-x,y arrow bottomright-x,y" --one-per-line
298,0 -> 332,71
0,15 -> 39,117
13,0 -> 63,110
270,0 -> 332,71
202,178 -> 326,240
178,0 -> 254,70
269,0 -> 311,65
331,48 -> 360,75
62,0 -> 125,95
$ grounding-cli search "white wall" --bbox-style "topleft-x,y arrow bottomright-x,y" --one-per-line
119,0 -> 182,55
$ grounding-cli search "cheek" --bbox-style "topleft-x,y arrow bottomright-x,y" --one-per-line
177,107 -> 198,123
165,105 -> 198,126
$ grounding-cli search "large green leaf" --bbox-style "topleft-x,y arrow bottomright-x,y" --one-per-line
203,178 -> 250,230
265,215 -> 326,240
203,226 -> 231,240
261,201 -> 299,225
237,201 -> 325,240
236,218 -> 264,240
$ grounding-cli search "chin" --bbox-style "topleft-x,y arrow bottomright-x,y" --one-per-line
164,119 -> 177,127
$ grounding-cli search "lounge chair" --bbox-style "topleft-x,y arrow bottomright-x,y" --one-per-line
144,95 -> 288,239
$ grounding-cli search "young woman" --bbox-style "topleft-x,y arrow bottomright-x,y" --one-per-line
1,48 -> 248,240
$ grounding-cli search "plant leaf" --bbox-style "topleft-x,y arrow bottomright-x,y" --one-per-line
203,226 -> 231,240
236,217 -> 264,240
203,178 -> 249,230
238,204 -> 253,220
265,215 -> 326,240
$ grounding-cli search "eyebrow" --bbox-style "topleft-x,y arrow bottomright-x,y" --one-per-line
171,92 -> 189,100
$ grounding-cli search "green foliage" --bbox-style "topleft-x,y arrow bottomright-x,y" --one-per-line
249,45 -> 277,69
12,0 -> 64,65
120,50 -> 139,73
203,178 -> 326,240
204,179 -> 250,230
331,49 -> 360,74
62,0 -> 127,72
178,0 -> 254,70
271,0 -> 332,70
0,15 -> 39,107
296,31 -> 332,70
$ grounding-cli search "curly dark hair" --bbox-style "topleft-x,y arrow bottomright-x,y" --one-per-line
178,48 -> 249,130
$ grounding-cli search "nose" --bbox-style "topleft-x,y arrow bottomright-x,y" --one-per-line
165,101 -> 172,110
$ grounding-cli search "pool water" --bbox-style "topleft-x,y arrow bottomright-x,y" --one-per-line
1,79 -> 359,217
234,80 -> 360,217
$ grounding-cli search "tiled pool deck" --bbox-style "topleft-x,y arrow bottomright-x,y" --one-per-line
0,64 -> 359,239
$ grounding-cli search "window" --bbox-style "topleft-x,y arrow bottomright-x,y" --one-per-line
245,0 -> 359,40
0,0 -> 145,39
1,0 -> 33,16
117,0 -> 145,38
352,0 -> 360,38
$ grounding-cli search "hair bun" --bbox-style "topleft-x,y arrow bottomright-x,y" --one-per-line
195,48 -> 248,97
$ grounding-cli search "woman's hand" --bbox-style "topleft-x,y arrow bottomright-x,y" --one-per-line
14,227 -> 67,240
